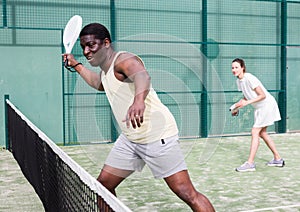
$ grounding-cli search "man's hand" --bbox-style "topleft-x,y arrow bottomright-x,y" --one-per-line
62,53 -> 78,67
231,110 -> 239,116
123,100 -> 145,129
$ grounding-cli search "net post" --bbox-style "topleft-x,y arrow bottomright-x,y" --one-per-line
4,94 -> 9,150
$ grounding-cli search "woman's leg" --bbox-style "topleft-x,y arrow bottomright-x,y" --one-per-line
259,126 -> 281,160
247,127 -> 262,164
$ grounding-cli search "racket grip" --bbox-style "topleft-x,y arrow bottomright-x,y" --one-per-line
64,58 -> 69,67
229,104 -> 236,111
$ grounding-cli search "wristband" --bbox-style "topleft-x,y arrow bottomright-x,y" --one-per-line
72,63 -> 82,68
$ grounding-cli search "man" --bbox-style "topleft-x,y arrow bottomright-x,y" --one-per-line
63,23 -> 215,211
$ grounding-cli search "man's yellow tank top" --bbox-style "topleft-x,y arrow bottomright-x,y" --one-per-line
101,51 -> 178,144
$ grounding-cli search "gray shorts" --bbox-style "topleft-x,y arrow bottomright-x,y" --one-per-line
105,134 -> 187,179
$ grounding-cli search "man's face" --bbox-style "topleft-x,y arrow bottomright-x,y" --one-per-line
80,34 -> 105,67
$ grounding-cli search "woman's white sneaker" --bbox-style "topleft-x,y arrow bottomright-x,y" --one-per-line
236,162 -> 256,172
267,159 -> 285,167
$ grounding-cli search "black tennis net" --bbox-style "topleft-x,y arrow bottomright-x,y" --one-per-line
5,99 -> 132,212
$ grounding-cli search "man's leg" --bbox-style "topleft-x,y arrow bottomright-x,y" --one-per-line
97,164 -> 133,196
164,170 -> 215,212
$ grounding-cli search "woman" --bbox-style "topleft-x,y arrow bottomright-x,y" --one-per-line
231,58 -> 284,172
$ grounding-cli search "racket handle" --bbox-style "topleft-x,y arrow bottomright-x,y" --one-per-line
64,58 -> 69,67
229,104 -> 237,111
64,58 -> 77,73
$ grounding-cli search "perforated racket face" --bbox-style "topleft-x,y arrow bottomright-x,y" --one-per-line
63,15 -> 82,53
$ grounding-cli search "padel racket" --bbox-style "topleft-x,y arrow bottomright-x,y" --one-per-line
63,15 -> 82,71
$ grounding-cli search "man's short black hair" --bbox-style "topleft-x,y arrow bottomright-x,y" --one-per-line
80,23 -> 111,42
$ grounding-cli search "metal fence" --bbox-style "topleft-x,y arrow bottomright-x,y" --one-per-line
1,0 -> 300,145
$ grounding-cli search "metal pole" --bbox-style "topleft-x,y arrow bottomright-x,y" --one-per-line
2,0 -> 8,27
110,0 -> 118,141
278,0 -> 287,133
201,0 -> 208,137
4,94 -> 10,150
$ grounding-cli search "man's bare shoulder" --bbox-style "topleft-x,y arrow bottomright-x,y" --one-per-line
116,52 -> 138,63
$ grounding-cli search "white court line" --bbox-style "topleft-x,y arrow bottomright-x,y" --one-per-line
240,204 -> 300,212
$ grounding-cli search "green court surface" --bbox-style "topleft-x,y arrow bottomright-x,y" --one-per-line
1,133 -> 300,212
